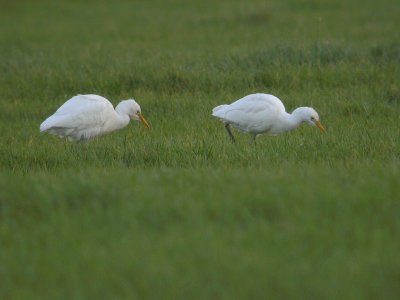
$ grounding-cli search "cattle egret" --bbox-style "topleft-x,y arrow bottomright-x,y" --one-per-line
212,93 -> 325,143
40,94 -> 149,141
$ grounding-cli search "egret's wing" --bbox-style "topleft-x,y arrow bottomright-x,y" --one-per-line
40,95 -> 113,132
225,105 -> 280,132
229,94 -> 285,112
213,94 -> 285,117
53,95 -> 113,115
212,94 -> 286,133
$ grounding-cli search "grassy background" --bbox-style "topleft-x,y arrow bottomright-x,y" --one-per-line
1,0 -> 399,298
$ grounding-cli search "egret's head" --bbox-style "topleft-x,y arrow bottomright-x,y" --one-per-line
117,99 -> 150,128
295,107 -> 325,132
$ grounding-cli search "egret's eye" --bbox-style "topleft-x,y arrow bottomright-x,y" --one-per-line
136,110 -> 140,114
310,117 -> 315,121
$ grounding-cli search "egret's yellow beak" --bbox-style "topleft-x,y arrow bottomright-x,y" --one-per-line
315,120 -> 326,133
138,113 -> 150,128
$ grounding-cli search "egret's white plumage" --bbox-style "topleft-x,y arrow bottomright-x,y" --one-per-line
212,93 -> 325,143
40,94 -> 149,141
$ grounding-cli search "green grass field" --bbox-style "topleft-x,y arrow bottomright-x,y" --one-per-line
1,0 -> 399,298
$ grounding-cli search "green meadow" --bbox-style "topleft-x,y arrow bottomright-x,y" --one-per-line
1,0 -> 399,298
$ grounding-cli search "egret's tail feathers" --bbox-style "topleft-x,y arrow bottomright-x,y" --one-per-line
40,120 -> 52,132
40,117 -> 62,132
212,104 -> 228,114
40,115 -> 69,132
212,104 -> 229,118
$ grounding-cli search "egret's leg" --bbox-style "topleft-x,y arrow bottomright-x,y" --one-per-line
249,134 -> 257,146
78,138 -> 88,145
77,134 -> 89,144
224,123 -> 236,143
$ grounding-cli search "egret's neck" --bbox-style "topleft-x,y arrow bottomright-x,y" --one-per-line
286,107 -> 312,130
115,113 -> 130,129
108,107 -> 130,131
278,111 -> 304,132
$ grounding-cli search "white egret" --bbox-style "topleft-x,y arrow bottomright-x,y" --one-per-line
40,94 -> 149,141
212,93 -> 325,143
